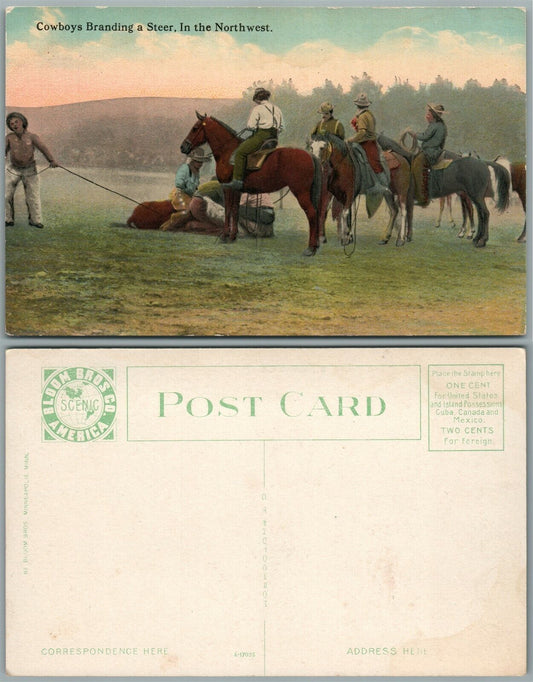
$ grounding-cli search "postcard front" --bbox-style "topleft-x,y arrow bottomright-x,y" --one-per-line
4,6 -> 527,336
5,347 -> 526,676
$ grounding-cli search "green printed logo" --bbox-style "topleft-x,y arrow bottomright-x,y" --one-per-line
41,367 -> 117,442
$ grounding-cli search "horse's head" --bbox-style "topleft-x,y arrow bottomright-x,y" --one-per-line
180,112 -> 209,155
309,135 -> 332,164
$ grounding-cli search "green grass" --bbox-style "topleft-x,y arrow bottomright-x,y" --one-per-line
5,168 -> 527,336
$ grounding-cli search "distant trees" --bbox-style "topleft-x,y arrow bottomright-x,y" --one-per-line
41,73 -> 525,170
228,73 -> 525,162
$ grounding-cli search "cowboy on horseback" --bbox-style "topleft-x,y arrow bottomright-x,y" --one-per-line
409,103 -> 448,206
346,93 -> 390,196
311,102 -> 345,140
222,87 -> 284,191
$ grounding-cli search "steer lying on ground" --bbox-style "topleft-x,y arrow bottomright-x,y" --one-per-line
126,200 -> 175,230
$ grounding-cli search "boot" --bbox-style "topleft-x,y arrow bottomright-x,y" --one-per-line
367,170 -> 391,196
222,179 -> 244,191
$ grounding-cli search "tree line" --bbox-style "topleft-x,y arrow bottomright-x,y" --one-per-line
228,74 -> 526,163
44,72 -> 525,170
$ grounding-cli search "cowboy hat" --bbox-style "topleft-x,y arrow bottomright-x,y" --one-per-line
427,103 -> 446,118
253,87 -> 271,101
6,111 -> 28,129
188,147 -> 210,163
318,101 -> 334,114
353,93 -> 371,108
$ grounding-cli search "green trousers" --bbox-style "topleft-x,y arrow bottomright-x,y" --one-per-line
233,129 -> 276,181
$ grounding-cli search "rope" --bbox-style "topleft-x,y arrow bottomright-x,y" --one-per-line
273,188 -> 290,204
343,195 -> 360,258
400,129 -> 419,153
58,165 -> 149,206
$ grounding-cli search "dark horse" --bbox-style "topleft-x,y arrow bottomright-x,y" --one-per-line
377,134 -> 510,247
180,113 -> 326,256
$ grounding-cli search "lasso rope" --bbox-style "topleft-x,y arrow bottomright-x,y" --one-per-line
57,165 -> 153,207
400,129 -> 419,153
343,194 -> 360,257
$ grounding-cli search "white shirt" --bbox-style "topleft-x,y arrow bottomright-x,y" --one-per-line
247,102 -> 284,132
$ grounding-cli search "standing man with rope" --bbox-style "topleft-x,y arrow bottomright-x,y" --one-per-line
5,112 -> 58,229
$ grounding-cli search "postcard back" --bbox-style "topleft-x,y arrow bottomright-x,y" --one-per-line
5,347 -> 526,676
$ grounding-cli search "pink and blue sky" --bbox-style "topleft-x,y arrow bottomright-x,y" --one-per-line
6,6 -> 527,107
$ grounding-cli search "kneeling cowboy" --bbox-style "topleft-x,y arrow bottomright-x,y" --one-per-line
222,87 -> 284,191
347,93 -> 389,195
410,103 -> 447,206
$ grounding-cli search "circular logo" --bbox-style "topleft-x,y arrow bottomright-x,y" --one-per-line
41,367 -> 117,442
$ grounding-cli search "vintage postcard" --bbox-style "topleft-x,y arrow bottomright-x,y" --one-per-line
4,6 -> 527,336
5,347 -> 526,676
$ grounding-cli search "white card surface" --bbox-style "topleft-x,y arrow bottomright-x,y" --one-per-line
5,347 -> 526,676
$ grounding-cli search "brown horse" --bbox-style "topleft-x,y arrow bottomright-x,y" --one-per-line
380,149 -> 414,246
180,113 -> 326,256
310,133 -> 413,246
494,157 -> 526,242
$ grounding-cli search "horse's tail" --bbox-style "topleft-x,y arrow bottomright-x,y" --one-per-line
487,161 -> 511,213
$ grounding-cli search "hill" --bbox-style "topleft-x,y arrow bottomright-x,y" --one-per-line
6,97 -> 239,170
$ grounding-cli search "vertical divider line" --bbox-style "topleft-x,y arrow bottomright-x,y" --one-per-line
263,440 -> 266,676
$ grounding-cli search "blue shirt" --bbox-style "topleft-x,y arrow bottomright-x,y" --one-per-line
175,163 -> 200,195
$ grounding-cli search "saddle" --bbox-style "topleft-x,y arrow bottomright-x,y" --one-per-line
431,153 -> 455,171
383,150 -> 402,171
246,139 -> 278,171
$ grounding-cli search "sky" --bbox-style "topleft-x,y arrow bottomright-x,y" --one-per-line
5,6 -> 527,107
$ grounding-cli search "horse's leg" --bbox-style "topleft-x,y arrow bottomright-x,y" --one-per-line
340,204 -> 355,246
405,179 -> 414,242
472,198 -> 490,247
435,197 -> 445,228
331,197 -> 343,241
396,196 -> 408,246
517,193 -> 526,242
221,189 -> 240,242
465,196 -> 475,239
457,195 -> 467,238
378,192 -> 398,245
293,188 -> 320,256
447,195 -> 456,227
230,191 -> 240,240
319,167 -> 332,244
319,193 -> 333,245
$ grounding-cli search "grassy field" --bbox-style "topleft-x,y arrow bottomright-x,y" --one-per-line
5,167 -> 527,336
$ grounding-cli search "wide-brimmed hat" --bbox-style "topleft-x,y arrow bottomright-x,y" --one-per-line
253,87 -> 271,101
6,111 -> 28,129
318,101 -> 334,114
353,93 -> 371,108
188,147 -> 210,163
427,103 -> 446,119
